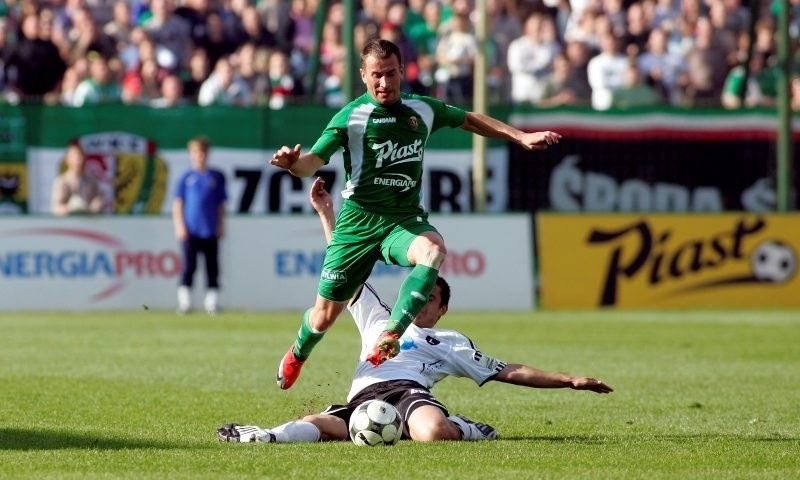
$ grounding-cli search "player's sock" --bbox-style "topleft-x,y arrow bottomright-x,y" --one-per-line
177,285 -> 191,314
385,264 -> 438,335
448,415 -> 498,441
269,421 -> 321,443
204,288 -> 219,315
294,308 -> 325,360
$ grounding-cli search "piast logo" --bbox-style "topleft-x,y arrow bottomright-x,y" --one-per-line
586,217 -> 796,306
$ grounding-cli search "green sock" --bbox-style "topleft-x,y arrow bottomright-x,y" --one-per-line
293,308 -> 325,360
386,264 -> 438,335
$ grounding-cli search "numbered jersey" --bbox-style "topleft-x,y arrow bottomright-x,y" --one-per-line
310,92 -> 467,213
346,283 -> 507,402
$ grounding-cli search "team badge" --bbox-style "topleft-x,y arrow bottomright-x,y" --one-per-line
408,116 -> 419,131
73,132 -> 168,214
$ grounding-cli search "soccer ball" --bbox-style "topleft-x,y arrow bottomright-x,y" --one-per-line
348,400 -> 402,446
751,240 -> 797,283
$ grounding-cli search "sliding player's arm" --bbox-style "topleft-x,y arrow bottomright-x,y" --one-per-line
493,364 -> 613,393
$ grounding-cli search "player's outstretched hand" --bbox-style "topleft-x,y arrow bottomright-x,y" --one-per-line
570,377 -> 613,394
309,177 -> 333,216
520,131 -> 562,151
270,144 -> 302,170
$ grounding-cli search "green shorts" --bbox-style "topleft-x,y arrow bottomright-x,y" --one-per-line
318,200 -> 438,302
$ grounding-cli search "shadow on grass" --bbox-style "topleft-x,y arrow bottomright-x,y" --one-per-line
502,433 -> 799,443
0,428 -> 185,451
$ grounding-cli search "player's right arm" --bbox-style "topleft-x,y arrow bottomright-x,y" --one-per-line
270,144 -> 325,177
494,364 -> 613,394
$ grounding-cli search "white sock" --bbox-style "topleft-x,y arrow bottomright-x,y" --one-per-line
269,421 -> 321,443
204,288 -> 219,313
177,286 -> 191,311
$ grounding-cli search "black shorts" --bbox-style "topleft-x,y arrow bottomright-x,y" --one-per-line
321,380 -> 449,439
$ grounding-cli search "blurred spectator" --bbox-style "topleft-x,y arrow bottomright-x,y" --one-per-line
122,57 -> 164,104
59,64 -> 86,105
680,16 -> 731,107
791,75 -> 800,111
721,52 -> 777,109
407,0 -> 441,94
103,0 -> 135,48
637,27 -> 686,105
235,5 -> 276,49
197,11 -> 238,69
174,0 -> 213,48
652,0 -> 680,31
70,53 -> 122,106
267,49 -> 295,109
235,42 -> 270,105
621,2 -> 651,57
320,21 -> 346,77
66,7 -> 117,64
486,0 -> 523,102
51,142 -> 108,216
142,0 -> 191,70
289,0 -> 314,74
198,56 -> 252,106
150,73 -> 187,107
610,62 -> 663,108
322,55 -> 346,108
434,12 -> 477,104
507,12 -> 561,105
5,13 -> 67,101
539,52 -> 592,107
586,32 -> 628,110
182,47 -> 210,102
257,0 -> 296,54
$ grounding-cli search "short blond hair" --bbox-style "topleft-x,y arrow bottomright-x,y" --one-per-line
187,136 -> 210,152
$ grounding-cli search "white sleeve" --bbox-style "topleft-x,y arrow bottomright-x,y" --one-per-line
347,283 -> 391,336
440,331 -> 507,386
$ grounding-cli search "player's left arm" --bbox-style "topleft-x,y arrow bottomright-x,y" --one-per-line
460,112 -> 562,152
493,363 -> 613,394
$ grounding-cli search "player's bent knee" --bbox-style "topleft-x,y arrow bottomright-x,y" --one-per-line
410,418 -> 461,442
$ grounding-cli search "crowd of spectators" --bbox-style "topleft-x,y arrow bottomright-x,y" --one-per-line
0,0 -> 795,110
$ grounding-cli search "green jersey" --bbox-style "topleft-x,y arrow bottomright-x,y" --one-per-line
310,92 -> 467,213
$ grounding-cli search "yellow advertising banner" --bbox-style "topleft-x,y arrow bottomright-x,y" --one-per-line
537,214 -> 800,308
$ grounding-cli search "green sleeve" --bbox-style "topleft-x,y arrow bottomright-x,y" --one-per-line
427,96 -> 467,132
309,108 -> 350,164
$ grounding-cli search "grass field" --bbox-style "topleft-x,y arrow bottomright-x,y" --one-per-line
1,308 -> 798,479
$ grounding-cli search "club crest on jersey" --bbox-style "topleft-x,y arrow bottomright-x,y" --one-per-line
425,335 -> 440,346
408,116 -> 419,130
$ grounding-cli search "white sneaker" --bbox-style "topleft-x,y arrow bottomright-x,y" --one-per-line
217,424 -> 276,443
204,288 -> 219,315
449,414 -> 498,441
177,286 -> 191,314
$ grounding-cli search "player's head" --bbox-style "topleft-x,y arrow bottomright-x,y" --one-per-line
412,276 -> 450,328
188,135 -> 210,170
360,38 -> 404,106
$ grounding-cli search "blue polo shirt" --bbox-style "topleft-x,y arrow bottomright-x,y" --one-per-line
175,168 -> 227,239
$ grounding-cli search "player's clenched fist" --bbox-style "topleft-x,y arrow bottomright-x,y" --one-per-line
270,144 -> 302,170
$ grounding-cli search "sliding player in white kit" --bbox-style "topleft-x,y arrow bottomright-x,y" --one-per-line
217,178 -> 613,444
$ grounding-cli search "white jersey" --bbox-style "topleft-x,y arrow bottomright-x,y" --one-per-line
346,283 -> 507,401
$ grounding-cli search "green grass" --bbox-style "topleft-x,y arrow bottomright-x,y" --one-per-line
1,309 -> 798,479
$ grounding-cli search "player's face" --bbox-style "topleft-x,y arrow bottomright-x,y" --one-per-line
189,144 -> 208,171
360,53 -> 404,105
413,285 -> 447,328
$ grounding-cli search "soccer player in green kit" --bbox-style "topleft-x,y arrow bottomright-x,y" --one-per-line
271,39 -> 561,390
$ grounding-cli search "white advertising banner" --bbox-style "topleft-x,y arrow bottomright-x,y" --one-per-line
0,215 -> 533,311
27,146 -> 508,215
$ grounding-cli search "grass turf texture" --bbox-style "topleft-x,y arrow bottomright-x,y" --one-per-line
1,309 -> 798,479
